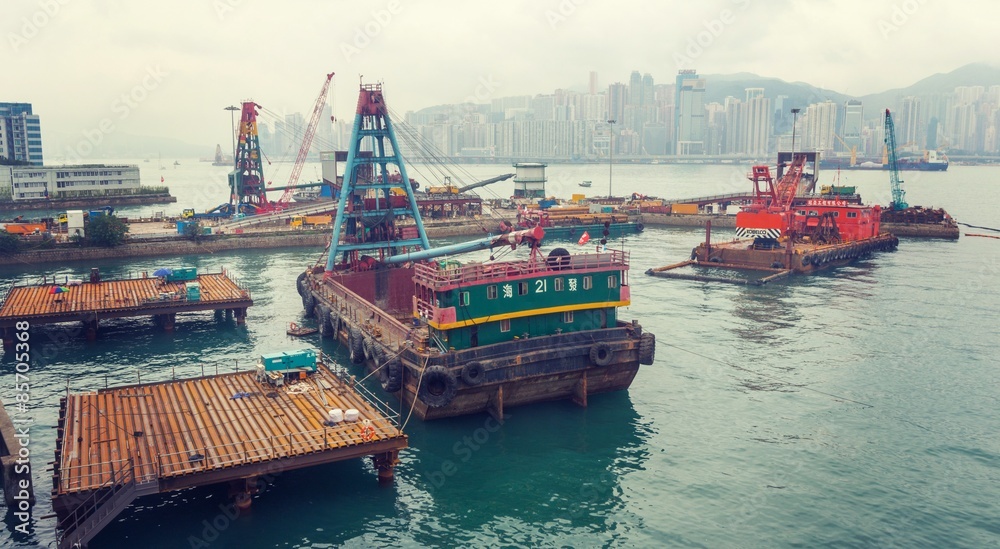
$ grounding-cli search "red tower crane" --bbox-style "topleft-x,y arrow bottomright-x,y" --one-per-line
273,72 -> 335,209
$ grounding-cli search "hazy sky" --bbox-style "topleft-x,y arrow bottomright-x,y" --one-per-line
3,0 -> 995,152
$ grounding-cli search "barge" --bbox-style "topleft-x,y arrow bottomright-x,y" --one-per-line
297,83 -> 654,421
648,154 -> 898,285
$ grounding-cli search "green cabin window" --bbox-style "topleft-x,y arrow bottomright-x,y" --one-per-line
583,276 -> 592,290
459,291 -> 470,306
607,275 -> 618,289
562,311 -> 574,323
500,319 -> 511,332
518,282 -> 528,295
487,285 -> 498,299
554,278 -> 564,291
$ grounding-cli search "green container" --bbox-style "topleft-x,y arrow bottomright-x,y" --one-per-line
167,267 -> 197,282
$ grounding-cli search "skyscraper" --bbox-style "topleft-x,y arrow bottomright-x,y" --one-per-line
0,102 -> 43,165
675,71 -> 706,155
744,92 -> 771,157
843,100 -> 864,153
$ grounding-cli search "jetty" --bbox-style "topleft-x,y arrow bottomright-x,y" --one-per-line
51,358 -> 406,548
0,270 -> 252,345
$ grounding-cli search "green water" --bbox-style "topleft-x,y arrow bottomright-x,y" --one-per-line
1,164 -> 998,547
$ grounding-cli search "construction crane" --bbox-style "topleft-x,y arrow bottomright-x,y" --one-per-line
734,156 -> 809,247
273,72 -> 335,209
883,108 -> 908,210
426,173 -> 515,194
832,134 -> 858,167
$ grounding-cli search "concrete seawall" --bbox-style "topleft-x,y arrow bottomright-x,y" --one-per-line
641,213 -> 736,229
0,231 -> 330,266
0,194 -> 177,212
0,219 -> 497,267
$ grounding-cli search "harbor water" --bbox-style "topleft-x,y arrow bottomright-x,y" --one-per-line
1,162 -> 998,547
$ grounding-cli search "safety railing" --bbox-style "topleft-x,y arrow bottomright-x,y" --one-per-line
413,250 -> 630,287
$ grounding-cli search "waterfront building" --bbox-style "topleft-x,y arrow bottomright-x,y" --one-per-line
0,102 -> 43,166
0,164 -> 141,201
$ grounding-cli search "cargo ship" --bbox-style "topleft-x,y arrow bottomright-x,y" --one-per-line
648,152 -> 898,285
819,149 -> 949,171
297,83 -> 654,421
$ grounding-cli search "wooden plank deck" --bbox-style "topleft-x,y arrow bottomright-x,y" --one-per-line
0,272 -> 252,327
53,361 -> 406,497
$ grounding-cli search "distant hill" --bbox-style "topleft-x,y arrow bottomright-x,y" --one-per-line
44,131 -> 210,162
701,72 -> 852,108
859,62 -> 1000,111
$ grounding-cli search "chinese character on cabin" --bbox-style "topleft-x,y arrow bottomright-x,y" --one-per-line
568,278 -> 578,291
502,284 -> 513,298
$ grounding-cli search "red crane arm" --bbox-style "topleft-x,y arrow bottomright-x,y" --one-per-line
276,72 -> 335,207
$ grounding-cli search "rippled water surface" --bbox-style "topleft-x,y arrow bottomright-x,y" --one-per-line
1,163 -> 998,548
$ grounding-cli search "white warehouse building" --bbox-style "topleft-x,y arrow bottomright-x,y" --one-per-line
0,164 -> 141,201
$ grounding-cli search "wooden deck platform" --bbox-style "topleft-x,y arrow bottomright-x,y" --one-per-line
0,271 -> 253,341
52,359 -> 406,546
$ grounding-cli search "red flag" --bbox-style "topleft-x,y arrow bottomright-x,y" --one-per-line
577,231 -> 590,246
160,176 -> 164,183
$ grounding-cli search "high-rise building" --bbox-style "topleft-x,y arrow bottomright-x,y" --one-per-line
803,101 -> 837,152
0,102 -> 43,165
898,96 -> 922,148
744,92 -> 771,157
589,71 -> 598,96
642,73 -> 654,107
675,71 -> 706,155
607,82 -> 628,125
628,71 -> 643,107
842,100 -> 864,153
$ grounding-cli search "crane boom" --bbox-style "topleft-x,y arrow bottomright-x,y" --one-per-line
883,108 -> 908,210
275,72 -> 335,208
456,173 -> 515,193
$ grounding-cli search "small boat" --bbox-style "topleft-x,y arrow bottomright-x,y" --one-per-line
173,160 -> 180,166
286,322 -> 317,337
579,180 -> 592,188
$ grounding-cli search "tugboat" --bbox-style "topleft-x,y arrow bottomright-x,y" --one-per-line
297,82 -> 654,421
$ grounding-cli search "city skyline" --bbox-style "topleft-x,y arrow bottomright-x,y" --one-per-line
3,0 -> 999,154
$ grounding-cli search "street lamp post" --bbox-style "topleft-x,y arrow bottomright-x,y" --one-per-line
224,105 -> 240,168
790,108 -> 800,164
607,119 -> 616,198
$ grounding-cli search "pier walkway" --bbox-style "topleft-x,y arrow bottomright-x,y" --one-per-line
0,270 -> 252,345
52,359 -> 406,548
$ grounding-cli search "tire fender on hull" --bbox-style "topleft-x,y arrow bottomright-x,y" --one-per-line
590,342 -> 614,366
382,357 -> 402,393
638,332 -> 655,365
419,366 -> 458,408
349,327 -> 364,364
461,361 -> 486,386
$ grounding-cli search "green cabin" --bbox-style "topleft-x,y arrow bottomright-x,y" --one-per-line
414,252 -> 630,350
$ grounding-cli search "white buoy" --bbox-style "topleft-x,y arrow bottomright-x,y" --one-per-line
344,408 -> 360,422
328,409 -> 344,423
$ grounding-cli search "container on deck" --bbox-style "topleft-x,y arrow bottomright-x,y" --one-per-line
260,349 -> 317,372
167,267 -> 197,282
185,282 -> 201,301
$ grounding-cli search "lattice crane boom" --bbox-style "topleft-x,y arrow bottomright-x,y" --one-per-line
275,72 -> 335,208
884,108 -> 908,210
